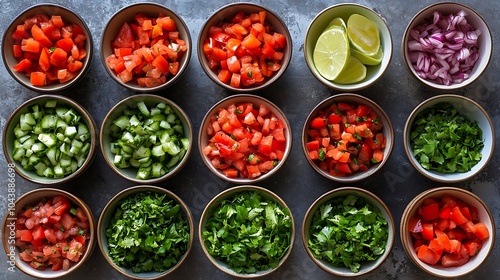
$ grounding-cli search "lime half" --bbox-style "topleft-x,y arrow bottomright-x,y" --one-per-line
347,14 -> 380,56
325,17 -> 346,31
333,56 -> 367,84
351,47 -> 383,66
313,28 -> 350,81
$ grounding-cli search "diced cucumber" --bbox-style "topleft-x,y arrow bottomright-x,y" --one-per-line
41,114 -> 58,130
109,101 -> 188,179
38,133 -> 57,148
45,100 -> 58,108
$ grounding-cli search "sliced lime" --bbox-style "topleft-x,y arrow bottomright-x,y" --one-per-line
313,28 -> 350,81
351,47 -> 383,66
347,14 -> 380,56
325,17 -> 347,31
333,56 -> 367,84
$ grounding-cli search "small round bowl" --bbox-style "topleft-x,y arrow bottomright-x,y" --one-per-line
197,2 -> 292,92
400,186 -> 495,278
199,185 -> 295,277
302,186 -> 395,277
402,2 -> 492,91
2,3 -> 93,93
304,3 -> 393,91
302,93 -> 394,183
2,95 -> 98,185
403,94 -> 494,183
198,94 -> 292,183
100,2 -> 191,92
97,185 -> 194,279
2,188 -> 96,278
100,94 -> 192,184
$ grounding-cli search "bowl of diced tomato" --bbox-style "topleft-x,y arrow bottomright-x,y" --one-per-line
302,93 -> 394,183
400,187 -> 495,278
100,2 -> 191,92
2,3 -> 93,93
1,188 -> 95,278
199,94 -> 292,183
198,2 -> 292,91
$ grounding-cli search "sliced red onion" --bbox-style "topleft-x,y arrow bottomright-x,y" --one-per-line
407,10 -> 480,85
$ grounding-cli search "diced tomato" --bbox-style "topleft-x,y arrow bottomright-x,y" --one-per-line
451,206 -> 469,225
417,245 -> 440,265
420,202 -> 440,221
471,222 -> 490,240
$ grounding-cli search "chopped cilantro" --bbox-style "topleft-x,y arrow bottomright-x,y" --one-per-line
201,190 -> 293,274
307,194 -> 388,273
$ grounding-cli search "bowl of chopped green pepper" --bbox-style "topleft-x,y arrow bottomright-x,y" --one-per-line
302,186 -> 395,277
100,94 -> 192,184
199,185 -> 295,277
404,94 -> 494,183
2,95 -> 98,185
97,185 -> 194,279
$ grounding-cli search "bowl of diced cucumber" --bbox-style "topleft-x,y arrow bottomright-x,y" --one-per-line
2,95 -> 98,185
100,94 -> 192,183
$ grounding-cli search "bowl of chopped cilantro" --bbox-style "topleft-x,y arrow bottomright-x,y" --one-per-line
97,185 -> 194,279
404,94 -> 494,183
199,185 -> 295,277
100,94 -> 192,184
302,186 -> 395,276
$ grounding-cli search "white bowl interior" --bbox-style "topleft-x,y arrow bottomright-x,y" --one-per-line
198,185 -> 295,278
197,2 -> 292,92
198,94 -> 292,183
2,4 -> 93,93
100,3 -> 191,92
304,3 -> 393,91
402,2 -> 492,90
97,186 -> 194,279
2,95 -> 97,185
401,187 -> 495,278
404,95 -> 494,182
2,188 -> 95,278
100,95 -> 192,183
302,187 -> 394,277
302,93 -> 394,183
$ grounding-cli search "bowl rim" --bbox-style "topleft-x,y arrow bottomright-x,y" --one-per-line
198,185 -> 295,278
2,3 -> 94,93
99,2 -> 192,92
403,94 -> 495,183
401,1 -> 493,91
301,93 -> 394,182
99,94 -> 193,184
1,94 -> 98,185
399,186 -> 496,278
96,185 -> 194,280
196,1 -> 293,92
1,187 -> 96,278
301,186 -> 395,277
198,93 -> 293,183
303,2 -> 393,91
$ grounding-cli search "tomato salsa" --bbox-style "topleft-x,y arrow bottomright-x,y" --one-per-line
10,13 -> 88,86
202,10 -> 287,88
14,195 -> 90,271
105,13 -> 188,88
409,195 -> 490,267
305,102 -> 386,177
202,102 -> 287,179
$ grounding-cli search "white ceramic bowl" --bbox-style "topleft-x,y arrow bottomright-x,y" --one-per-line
302,93 -> 394,183
404,94 -> 494,183
2,3 -> 93,93
2,95 -> 98,185
302,187 -> 395,277
402,2 -> 492,91
100,2 -> 191,92
97,185 -> 194,279
400,187 -> 495,278
199,185 -> 295,277
197,2 -> 292,92
304,3 -> 393,91
1,188 -> 96,278
198,94 -> 292,184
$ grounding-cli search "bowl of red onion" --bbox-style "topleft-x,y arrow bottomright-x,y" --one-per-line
402,2 -> 492,91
